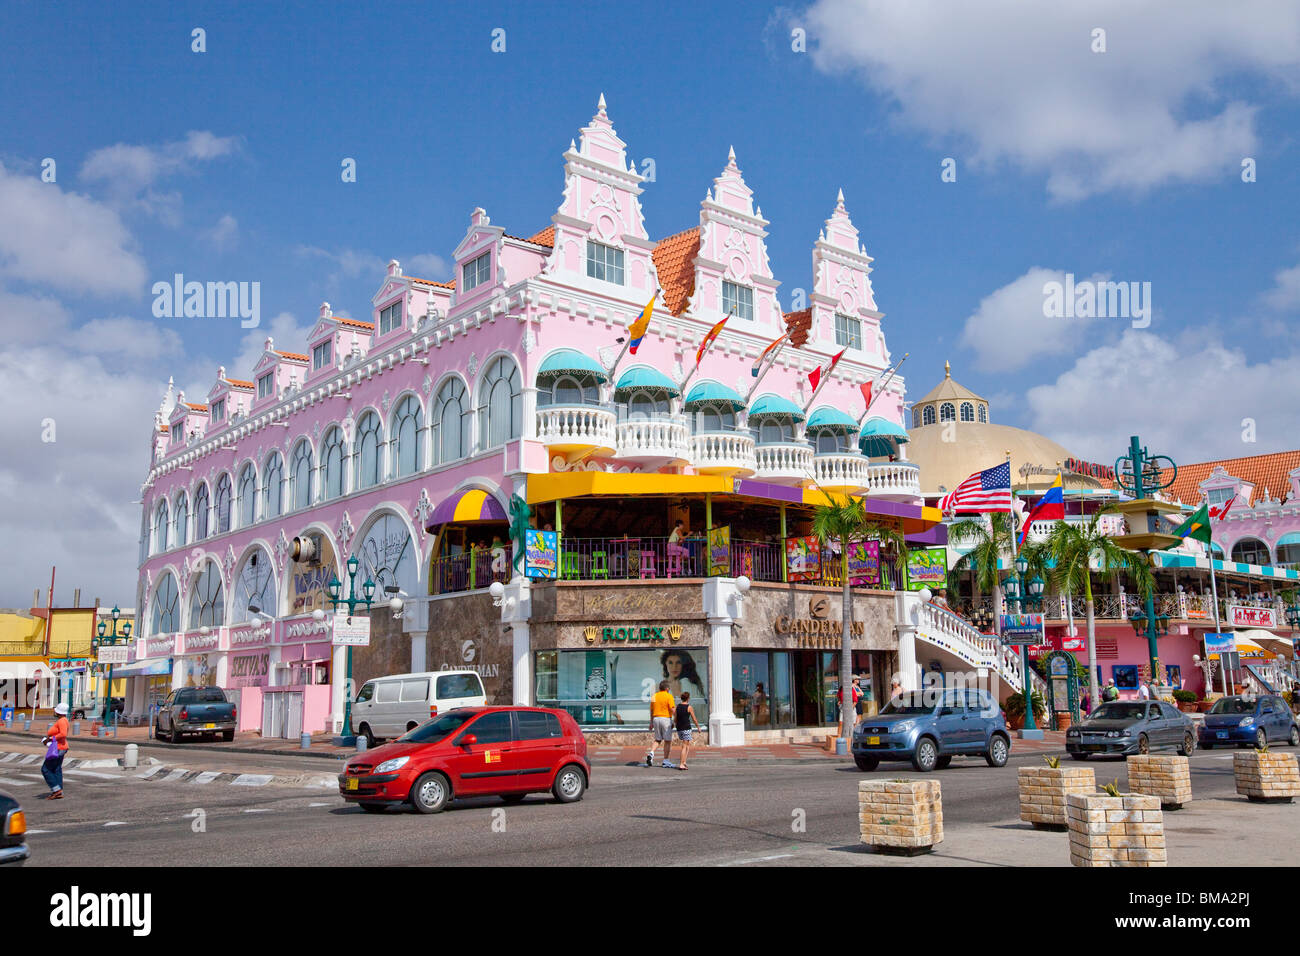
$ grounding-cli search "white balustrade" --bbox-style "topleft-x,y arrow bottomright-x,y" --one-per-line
691,431 -> 756,476
862,461 -> 921,498
536,405 -> 616,452
614,416 -> 691,463
915,600 -> 1049,696
753,442 -> 815,484
813,452 -> 870,491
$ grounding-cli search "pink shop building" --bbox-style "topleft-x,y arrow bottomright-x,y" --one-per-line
130,98 -> 950,742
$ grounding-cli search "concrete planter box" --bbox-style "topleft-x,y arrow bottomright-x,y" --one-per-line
1066,792 -> 1166,867
858,779 -> 943,855
1126,754 -> 1193,809
1018,765 -> 1096,830
1233,751 -> 1300,803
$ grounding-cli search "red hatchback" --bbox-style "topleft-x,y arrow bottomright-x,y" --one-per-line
338,706 -> 589,814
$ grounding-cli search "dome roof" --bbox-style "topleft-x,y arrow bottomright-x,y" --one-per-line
915,360 -> 986,406
906,420 -> 1101,496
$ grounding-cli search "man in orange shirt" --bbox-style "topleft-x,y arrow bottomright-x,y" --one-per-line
646,680 -> 676,768
41,702 -> 70,799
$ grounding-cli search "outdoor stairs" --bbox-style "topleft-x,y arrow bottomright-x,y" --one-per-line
913,601 -> 1048,701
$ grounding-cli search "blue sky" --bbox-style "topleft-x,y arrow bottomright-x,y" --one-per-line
2,0 -> 1299,604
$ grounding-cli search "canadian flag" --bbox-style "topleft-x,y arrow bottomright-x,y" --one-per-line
1209,494 -> 1236,520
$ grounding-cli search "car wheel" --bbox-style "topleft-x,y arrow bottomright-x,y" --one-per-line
1177,731 -> 1194,756
1070,753 -> 1090,761
854,755 -> 879,772
500,793 -> 527,804
1137,733 -> 1150,755
169,726 -> 180,744
985,734 -> 1010,768
359,803 -> 387,813
222,730 -> 234,742
935,755 -> 953,770
1256,729 -> 1268,750
410,772 -> 450,814
553,765 -> 586,803
911,737 -> 939,772
1289,725 -> 1299,747
358,724 -> 376,749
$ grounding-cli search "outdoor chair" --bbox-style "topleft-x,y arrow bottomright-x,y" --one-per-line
639,550 -> 657,579
591,550 -> 609,579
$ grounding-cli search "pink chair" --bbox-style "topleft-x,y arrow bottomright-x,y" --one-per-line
665,546 -> 685,578
639,550 -> 657,579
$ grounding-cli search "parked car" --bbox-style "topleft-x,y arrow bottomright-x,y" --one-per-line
1065,700 -> 1195,758
1198,695 -> 1299,749
852,688 -> 1011,772
338,706 -> 589,813
0,790 -> 29,866
352,670 -> 486,746
155,687 -> 237,742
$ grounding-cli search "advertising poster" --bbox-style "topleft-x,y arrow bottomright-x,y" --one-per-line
999,613 -> 1045,645
707,525 -> 731,577
525,529 -> 558,579
785,535 -> 821,582
847,540 -> 880,586
904,548 -> 947,590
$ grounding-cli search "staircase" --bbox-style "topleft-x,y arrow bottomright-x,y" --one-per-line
914,601 -> 1048,702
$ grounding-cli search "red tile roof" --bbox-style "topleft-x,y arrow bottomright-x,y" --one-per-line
523,226 -> 555,248
275,350 -> 309,362
183,403 -> 208,412
224,378 -> 254,390
336,318 -> 375,331
1163,450 -> 1300,506
783,308 -> 812,348
652,227 -> 700,316
404,275 -> 455,289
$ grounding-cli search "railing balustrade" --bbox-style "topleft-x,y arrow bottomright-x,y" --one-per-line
613,416 -> 691,461
812,452 -> 870,489
536,405 -> 616,449
862,461 -> 921,497
429,545 -> 513,595
690,431 -> 756,474
753,442 -> 814,481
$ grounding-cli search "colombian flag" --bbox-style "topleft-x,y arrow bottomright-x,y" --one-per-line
695,314 -> 729,366
627,295 -> 654,355
1018,474 -> 1065,546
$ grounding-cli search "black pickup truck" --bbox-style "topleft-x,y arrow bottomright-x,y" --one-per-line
156,687 -> 237,743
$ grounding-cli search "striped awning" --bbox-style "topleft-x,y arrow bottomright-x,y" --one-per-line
537,348 -> 609,382
428,489 -> 508,528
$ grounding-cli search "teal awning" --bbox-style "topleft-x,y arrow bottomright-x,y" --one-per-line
684,381 -> 746,410
859,416 -> 909,457
614,365 -> 680,396
806,406 -> 860,431
537,348 -> 608,382
749,394 -> 805,421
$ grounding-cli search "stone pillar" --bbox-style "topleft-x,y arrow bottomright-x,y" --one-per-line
501,577 -> 532,705
894,590 -> 920,691
522,386 -> 539,440
702,577 -> 746,747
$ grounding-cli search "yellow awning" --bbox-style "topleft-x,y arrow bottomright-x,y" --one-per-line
526,472 -> 734,504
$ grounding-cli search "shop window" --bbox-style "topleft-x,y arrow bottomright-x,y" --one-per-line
355,411 -> 383,489
432,377 -> 470,464
321,428 -> 345,500
194,483 -> 210,540
478,356 -> 521,448
214,474 -> 232,534
535,648 -> 709,729
290,440 -> 313,509
174,492 -> 188,548
391,395 -> 423,477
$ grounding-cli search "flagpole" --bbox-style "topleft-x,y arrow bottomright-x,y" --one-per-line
743,336 -> 790,403
856,352 -> 910,427
1208,547 -> 1228,696
677,308 -> 732,396
801,347 -> 843,413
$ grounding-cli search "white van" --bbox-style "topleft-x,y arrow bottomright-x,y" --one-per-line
352,670 -> 487,745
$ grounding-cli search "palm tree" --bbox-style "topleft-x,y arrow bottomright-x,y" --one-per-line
1046,505 -> 1155,709
947,513 -> 1016,626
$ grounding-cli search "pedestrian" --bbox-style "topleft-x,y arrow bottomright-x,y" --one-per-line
889,677 -> 903,702
1103,679 -> 1119,702
1137,680 -> 1151,701
674,692 -> 701,770
1081,689 -> 1091,716
852,677 -> 864,722
41,702 -> 70,800
646,680 -> 676,768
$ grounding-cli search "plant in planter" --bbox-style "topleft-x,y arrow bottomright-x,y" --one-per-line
1067,781 -> 1166,867
858,779 -> 943,854
1172,689 -> 1198,713
1019,755 -> 1096,830
1233,746 -> 1300,803
1004,690 -> 1046,731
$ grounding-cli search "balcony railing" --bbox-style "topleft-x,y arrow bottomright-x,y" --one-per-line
551,536 -> 783,582
536,404 -> 616,454
430,545 -> 513,595
753,442 -> 814,485
813,452 -> 870,491
862,461 -> 921,498
691,431 -> 756,476
613,415 -> 691,464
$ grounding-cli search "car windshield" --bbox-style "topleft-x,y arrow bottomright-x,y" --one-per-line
1209,697 -> 1255,715
880,693 -> 934,716
1089,703 -> 1148,721
397,710 -> 475,744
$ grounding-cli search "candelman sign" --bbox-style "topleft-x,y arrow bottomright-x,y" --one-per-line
775,617 -> 865,636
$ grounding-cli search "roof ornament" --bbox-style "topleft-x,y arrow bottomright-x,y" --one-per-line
597,92 -> 607,115
944,359 -> 951,378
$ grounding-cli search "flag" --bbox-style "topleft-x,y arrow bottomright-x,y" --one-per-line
808,347 -> 847,392
1018,474 -> 1065,546
860,381 -> 873,411
1208,494 -> 1236,520
627,295 -> 654,355
939,462 -> 1013,514
752,332 -> 788,377
1172,503 -> 1212,545
695,314 -> 728,366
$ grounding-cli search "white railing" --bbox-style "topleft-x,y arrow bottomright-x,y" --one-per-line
537,404 -> 616,451
614,416 -> 690,463
691,431 -> 756,476
753,442 -> 815,484
813,452 -> 870,491
863,461 -> 921,497
915,601 -> 1049,698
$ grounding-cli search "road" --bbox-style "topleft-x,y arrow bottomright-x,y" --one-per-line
8,742 -> 1298,866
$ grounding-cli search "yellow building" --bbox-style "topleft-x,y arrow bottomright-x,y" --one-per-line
0,605 -> 131,716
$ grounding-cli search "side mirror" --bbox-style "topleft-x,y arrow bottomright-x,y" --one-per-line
458,734 -> 478,748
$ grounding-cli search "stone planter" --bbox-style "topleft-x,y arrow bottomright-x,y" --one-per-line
1018,765 -> 1096,830
1233,751 -> 1300,803
858,779 -> 943,855
1126,754 -> 1193,809
1195,700 -> 1215,713
1054,712 -> 1073,731
1066,792 -> 1166,867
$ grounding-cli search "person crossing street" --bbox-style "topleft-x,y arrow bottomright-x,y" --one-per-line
41,702 -> 70,800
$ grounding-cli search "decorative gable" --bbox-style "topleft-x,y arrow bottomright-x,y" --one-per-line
810,190 -> 883,355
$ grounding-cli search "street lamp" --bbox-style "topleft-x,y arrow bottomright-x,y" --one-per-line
1002,559 -> 1045,735
92,606 -> 131,725
325,554 -> 376,737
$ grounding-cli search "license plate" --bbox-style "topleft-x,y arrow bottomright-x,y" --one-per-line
868,736 -> 880,746
346,778 -> 359,791
204,723 -> 216,729
1217,732 -> 1227,739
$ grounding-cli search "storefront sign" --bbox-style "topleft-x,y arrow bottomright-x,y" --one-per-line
182,629 -> 221,655
848,541 -> 880,586
905,548 -> 947,590
228,623 -> 270,648
525,530 -> 558,579
281,617 -> 330,642
49,658 -> 89,672
229,652 -> 271,688
707,526 -> 731,577
96,646 -> 129,664
774,615 -> 865,637
785,535 -> 820,582
1228,605 -> 1276,628
332,614 -> 371,647
1000,613 -> 1045,645
147,635 -> 176,658
584,624 -> 683,644
1203,632 -> 1236,659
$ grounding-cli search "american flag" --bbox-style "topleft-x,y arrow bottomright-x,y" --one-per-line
939,462 -> 1012,513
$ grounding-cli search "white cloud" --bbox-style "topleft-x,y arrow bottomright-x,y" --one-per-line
0,164 -> 147,298
1263,263 -> 1300,311
229,311 -> 316,382
1022,329 -> 1300,462
802,0 -> 1300,200
0,288 -> 70,344
296,245 -> 386,280
77,317 -> 183,361
404,253 -> 451,280
79,131 -> 239,222
204,214 -> 239,251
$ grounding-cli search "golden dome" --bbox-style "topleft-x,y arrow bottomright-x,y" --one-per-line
906,421 -> 1101,496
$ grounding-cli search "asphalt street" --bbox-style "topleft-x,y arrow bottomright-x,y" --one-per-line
9,744 -> 1298,866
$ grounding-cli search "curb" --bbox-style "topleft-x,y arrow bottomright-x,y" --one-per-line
0,729 -> 350,762
0,751 -> 337,790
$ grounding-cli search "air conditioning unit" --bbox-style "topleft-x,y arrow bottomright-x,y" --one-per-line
291,533 -> 323,564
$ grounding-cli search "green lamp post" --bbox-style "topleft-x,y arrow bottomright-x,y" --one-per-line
92,606 -> 132,725
324,555 -> 375,737
1003,554 -> 1045,735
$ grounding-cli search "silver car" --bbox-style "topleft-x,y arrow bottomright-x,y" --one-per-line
1065,700 -> 1196,759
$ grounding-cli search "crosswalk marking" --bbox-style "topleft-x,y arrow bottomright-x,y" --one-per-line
0,776 -> 35,787
137,766 -> 165,778
19,755 -> 39,765
103,821 -> 128,827
163,769 -> 189,782
63,769 -> 124,780
232,774 -> 273,787
193,771 -> 222,784
0,753 -> 19,763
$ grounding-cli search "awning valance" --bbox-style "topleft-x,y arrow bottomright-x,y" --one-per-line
536,348 -> 609,382
749,394 -> 805,421
806,406 -> 860,431
614,366 -> 680,395
859,416 -> 910,457
428,488 -> 508,528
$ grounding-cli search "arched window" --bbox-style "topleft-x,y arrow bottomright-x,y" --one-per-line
189,561 -> 225,628
813,430 -> 850,454
977,405 -> 987,424
174,492 -> 188,549
432,378 -> 470,464
290,440 -> 313,510
355,411 -> 383,489
538,374 -> 598,407
321,428 -> 345,500
263,452 -> 284,519
939,403 -> 956,422
755,419 -> 795,444
480,356 -> 521,447
359,513 -> 418,595
392,395 -> 423,478
922,405 -> 936,426
193,483 -> 210,540
625,390 -> 669,421
231,548 -> 276,623
693,403 -> 735,433
913,408 -> 923,428
1230,537 -> 1272,567
151,572 -> 180,636
237,463 -> 257,526
153,499 -> 169,554
214,474 -> 233,534
960,402 -> 974,422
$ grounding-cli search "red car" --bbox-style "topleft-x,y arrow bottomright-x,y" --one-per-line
338,706 -> 589,814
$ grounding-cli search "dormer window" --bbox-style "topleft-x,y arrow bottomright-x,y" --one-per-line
1206,487 -> 1236,507
834,313 -> 861,350
722,281 -> 754,321
462,251 -> 491,292
211,399 -> 226,424
586,241 -> 625,285
313,340 -> 333,370
378,301 -> 402,336
171,421 -> 184,443
257,372 -> 275,400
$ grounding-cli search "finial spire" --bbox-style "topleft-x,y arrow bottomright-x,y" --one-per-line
836,187 -> 845,205
597,92 -> 607,114
727,144 -> 736,165
944,359 -> 951,378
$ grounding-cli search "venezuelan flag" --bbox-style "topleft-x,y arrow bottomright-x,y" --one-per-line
627,295 -> 654,355
1018,474 -> 1065,546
